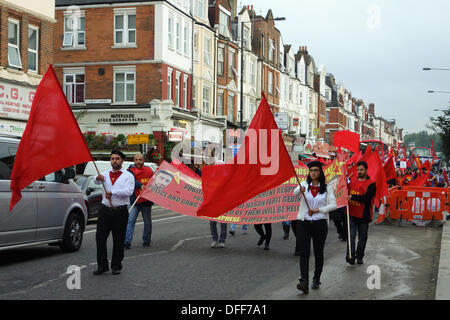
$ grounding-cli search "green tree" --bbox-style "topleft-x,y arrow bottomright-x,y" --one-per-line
428,107 -> 450,161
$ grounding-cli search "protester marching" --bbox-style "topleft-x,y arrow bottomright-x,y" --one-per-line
5,65 -> 448,301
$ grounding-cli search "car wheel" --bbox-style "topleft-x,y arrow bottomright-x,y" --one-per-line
61,213 -> 84,252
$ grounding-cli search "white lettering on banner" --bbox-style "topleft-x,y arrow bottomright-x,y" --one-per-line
0,82 -> 36,121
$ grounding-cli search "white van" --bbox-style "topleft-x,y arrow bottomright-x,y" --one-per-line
83,160 -> 158,176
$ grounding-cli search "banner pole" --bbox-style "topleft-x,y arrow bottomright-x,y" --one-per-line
294,170 -> 311,212
92,160 -> 114,208
346,204 -> 351,259
128,193 -> 142,213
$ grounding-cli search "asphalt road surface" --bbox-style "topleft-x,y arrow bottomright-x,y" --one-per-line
0,207 -> 442,300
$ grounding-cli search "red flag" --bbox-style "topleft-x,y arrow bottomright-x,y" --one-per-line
383,155 -> 396,182
170,158 -> 200,178
430,138 -> 438,160
9,65 -> 93,211
333,130 -> 360,154
197,92 -> 296,217
348,147 -> 388,207
443,169 -> 449,185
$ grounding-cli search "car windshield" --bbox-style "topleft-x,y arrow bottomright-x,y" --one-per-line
74,176 -> 88,189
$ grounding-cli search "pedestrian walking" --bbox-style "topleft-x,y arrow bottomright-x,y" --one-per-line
346,160 -> 376,266
331,206 -> 348,241
282,221 -> 291,239
229,224 -> 248,236
93,150 -> 135,275
254,223 -> 272,250
293,160 -> 337,293
124,153 -> 154,249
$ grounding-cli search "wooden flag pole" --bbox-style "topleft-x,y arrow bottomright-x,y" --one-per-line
92,161 -> 114,208
128,193 -> 141,213
294,171 -> 311,212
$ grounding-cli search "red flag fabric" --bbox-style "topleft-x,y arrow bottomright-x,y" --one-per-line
333,130 -> 360,154
197,92 -> 296,217
443,169 -> 449,185
383,155 -> 396,182
9,65 -> 93,211
170,158 -> 200,178
430,138 -> 438,160
347,147 -> 388,207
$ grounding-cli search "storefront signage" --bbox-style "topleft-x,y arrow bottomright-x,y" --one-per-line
97,114 -> 147,124
0,82 -> 36,121
128,134 -> 149,145
168,131 -> 183,142
274,112 -> 289,130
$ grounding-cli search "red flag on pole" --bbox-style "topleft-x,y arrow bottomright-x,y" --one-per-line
383,155 -> 396,182
348,147 -> 389,207
197,92 -> 296,218
443,169 -> 449,185
333,130 -> 360,154
430,138 -> 438,160
9,65 -> 93,211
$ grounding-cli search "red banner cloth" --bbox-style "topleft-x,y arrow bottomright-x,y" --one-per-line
383,155 -> 396,182
333,130 -> 360,154
348,147 -> 388,207
196,92 -> 296,218
9,65 -> 93,211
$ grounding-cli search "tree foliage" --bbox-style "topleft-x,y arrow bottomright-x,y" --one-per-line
427,107 -> 450,161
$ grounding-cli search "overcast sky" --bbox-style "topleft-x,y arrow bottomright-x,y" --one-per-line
240,0 -> 450,134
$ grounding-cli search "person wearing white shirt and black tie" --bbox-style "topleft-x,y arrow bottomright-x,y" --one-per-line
293,161 -> 337,293
93,150 -> 135,275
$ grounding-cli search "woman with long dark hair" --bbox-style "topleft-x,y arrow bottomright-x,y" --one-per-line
293,161 -> 337,294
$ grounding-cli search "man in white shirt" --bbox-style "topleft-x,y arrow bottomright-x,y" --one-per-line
93,150 -> 135,275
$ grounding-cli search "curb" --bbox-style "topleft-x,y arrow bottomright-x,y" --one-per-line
436,221 -> 450,300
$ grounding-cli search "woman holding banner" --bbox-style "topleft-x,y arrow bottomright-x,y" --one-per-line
293,161 -> 337,294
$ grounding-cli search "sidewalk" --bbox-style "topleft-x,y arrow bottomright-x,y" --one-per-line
436,221 -> 450,299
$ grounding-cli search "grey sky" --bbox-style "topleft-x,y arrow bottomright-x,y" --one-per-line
240,0 -> 450,134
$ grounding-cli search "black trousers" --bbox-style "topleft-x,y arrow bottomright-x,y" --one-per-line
96,205 -> 129,270
331,207 -> 348,240
347,216 -> 369,260
254,223 -> 272,245
297,219 -> 328,282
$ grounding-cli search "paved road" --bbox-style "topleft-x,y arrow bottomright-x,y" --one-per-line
0,208 -> 442,300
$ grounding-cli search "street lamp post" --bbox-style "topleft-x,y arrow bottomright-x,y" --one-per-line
423,67 -> 450,71
239,16 -> 285,129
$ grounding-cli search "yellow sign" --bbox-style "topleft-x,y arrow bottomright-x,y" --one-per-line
128,134 -> 149,145
313,128 -> 319,135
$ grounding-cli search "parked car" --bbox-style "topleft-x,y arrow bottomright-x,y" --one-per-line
74,175 -> 103,219
0,135 -> 88,252
83,160 -> 158,176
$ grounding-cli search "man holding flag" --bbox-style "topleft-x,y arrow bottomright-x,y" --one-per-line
346,161 -> 376,265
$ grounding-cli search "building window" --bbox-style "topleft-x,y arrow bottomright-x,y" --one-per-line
325,89 -> 331,101
326,110 -> 330,123
114,10 -> 136,46
202,86 -> 210,114
194,0 -> 206,19
217,92 -> 223,116
250,61 -> 256,86
269,39 -> 274,62
63,14 -> 85,47
168,13 -> 174,49
227,95 -> 234,122
167,70 -> 172,100
268,72 -> 273,95
175,74 -> 180,106
183,77 -> 188,109
299,91 -> 303,105
218,47 -> 224,75
219,10 -> 229,37
228,50 -> 235,78
192,81 -> 196,107
114,68 -> 135,103
261,33 -> 265,58
28,26 -> 39,72
176,17 -> 181,52
193,30 -> 198,60
8,19 -> 21,68
204,35 -> 211,65
289,83 -> 293,101
63,71 -> 85,104
243,26 -> 249,48
183,21 -> 189,56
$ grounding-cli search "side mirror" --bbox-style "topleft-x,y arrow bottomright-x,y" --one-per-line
86,187 -> 94,195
